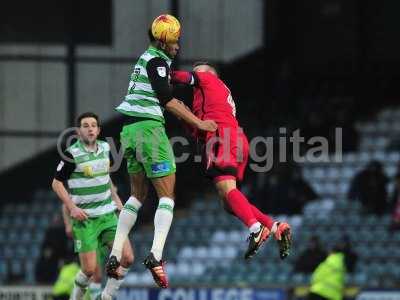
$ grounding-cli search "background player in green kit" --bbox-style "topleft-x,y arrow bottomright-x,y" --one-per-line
105,14 -> 217,289
62,204 -> 116,299
52,112 -> 134,300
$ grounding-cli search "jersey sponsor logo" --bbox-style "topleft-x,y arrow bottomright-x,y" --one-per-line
82,160 -> 109,177
83,165 -> 94,177
151,162 -> 171,174
57,161 -> 64,171
157,67 -> 167,77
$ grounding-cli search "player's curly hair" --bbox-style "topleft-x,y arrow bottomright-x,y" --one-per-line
148,28 -> 156,42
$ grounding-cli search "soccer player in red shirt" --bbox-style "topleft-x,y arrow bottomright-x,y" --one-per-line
171,62 -> 292,259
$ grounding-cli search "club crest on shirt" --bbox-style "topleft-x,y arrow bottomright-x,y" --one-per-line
157,67 -> 166,77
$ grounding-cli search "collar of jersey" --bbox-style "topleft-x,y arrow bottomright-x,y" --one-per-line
77,139 -> 102,156
148,46 -> 171,62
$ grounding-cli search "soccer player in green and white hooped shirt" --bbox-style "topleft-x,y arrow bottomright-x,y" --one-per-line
105,14 -> 217,289
52,112 -> 134,300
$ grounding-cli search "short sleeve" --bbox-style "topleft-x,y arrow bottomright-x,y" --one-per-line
54,151 -> 76,181
146,57 -> 173,105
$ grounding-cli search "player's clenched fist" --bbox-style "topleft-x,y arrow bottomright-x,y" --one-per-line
198,119 -> 218,132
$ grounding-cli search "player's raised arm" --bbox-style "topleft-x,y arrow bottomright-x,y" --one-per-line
170,70 -> 198,86
165,99 -> 217,132
146,57 -> 216,132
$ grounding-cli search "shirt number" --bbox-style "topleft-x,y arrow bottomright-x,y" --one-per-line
128,68 -> 140,92
227,94 -> 236,117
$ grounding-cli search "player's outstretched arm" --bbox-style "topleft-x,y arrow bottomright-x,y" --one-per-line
170,71 -> 196,86
166,98 -> 217,132
146,58 -> 216,131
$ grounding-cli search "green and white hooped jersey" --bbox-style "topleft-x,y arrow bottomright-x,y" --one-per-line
116,46 -> 172,123
66,140 -> 116,218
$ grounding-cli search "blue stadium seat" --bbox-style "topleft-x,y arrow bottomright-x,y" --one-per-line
15,247 -> 28,259
24,260 -> 35,284
37,218 -> 50,228
9,260 -> 23,277
292,273 -> 310,285
348,273 -> 368,286
31,244 -> 41,259
0,260 -> 8,280
0,216 -> 11,228
8,230 -> 19,243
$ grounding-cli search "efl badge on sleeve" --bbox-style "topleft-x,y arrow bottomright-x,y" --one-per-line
157,67 -> 167,77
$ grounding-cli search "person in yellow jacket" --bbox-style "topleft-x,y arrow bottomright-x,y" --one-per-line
52,261 -> 80,300
308,245 -> 347,300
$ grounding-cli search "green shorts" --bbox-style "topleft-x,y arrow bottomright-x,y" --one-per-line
96,243 -> 108,265
72,212 -> 118,253
120,119 -> 176,178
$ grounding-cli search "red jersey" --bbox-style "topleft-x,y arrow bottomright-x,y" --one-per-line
172,71 -> 239,129
172,70 -> 248,181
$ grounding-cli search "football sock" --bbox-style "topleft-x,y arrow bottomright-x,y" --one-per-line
151,197 -> 175,261
88,282 -> 101,300
249,222 -> 262,233
101,267 -> 129,299
111,196 -> 142,260
71,270 -> 91,300
249,204 -> 274,230
225,189 -> 258,229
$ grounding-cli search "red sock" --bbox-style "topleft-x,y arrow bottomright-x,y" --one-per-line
249,204 -> 274,230
225,189 -> 258,228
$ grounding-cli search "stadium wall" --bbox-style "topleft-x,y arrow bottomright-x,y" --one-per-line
0,0 -> 263,172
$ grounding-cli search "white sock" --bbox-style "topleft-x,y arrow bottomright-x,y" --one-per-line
101,267 -> 129,299
151,197 -> 175,261
71,270 -> 91,300
88,282 -> 101,300
271,221 -> 279,234
249,222 -> 262,233
111,196 -> 142,260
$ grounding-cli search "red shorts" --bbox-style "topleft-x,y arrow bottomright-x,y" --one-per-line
203,126 -> 249,182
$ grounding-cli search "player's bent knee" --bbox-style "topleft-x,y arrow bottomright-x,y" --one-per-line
92,268 -> 102,283
120,242 -> 134,267
81,267 -> 96,278
121,251 -> 134,267
215,179 -> 237,215
215,182 -> 236,198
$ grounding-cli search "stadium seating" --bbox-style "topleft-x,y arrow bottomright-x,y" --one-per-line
123,107 -> 399,287
0,191 -> 58,284
1,107 -> 400,288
